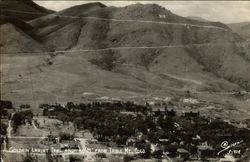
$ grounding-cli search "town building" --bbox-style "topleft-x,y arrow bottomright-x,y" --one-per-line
177,148 -> 189,159
197,143 -> 214,159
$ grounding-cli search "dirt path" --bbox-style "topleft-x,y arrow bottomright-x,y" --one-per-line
163,73 -> 203,85
3,9 -> 228,31
76,138 -> 95,161
32,120 -> 38,130
7,113 -> 14,138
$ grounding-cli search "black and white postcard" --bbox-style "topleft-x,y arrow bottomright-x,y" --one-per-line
1,1 -> 250,162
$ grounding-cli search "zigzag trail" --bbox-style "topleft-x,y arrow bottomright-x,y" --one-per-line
3,9 -> 228,31
1,42 -> 248,55
1,9 -> 250,95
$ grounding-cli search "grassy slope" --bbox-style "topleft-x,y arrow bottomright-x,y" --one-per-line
228,22 -> 250,40
1,3 -> 250,120
0,24 -> 45,53
0,0 -> 53,21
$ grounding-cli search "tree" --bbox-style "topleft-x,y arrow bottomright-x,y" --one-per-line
123,155 -> 133,162
0,100 -> 13,109
96,153 -> 106,158
145,117 -> 156,131
0,108 -> 8,117
136,142 -> 151,158
57,113 -> 68,124
23,154 -> 33,162
166,145 -> 178,157
12,113 -> 25,130
46,149 -> 53,162
152,150 -> 163,159
59,132 -> 74,141
148,132 -> 159,143
20,104 -> 30,109
158,116 -> 174,132
137,121 -> 148,134
189,145 -> 197,155
69,155 -> 81,162
66,102 -> 75,111
0,123 -> 7,135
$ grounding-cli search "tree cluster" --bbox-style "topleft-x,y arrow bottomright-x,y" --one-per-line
42,101 -> 250,159
12,110 -> 33,131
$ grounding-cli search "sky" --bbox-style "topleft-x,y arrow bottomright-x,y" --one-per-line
34,1 -> 250,23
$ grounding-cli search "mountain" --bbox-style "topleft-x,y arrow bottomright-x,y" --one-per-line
1,2 -> 250,119
0,0 -> 53,21
28,2 -> 107,50
0,0 -> 53,47
228,22 -> 250,40
0,0 -> 52,53
28,3 -> 249,90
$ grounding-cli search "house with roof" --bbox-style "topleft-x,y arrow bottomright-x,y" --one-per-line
177,148 -> 189,159
158,139 -> 169,145
197,143 -> 214,159
126,137 -> 137,146
165,109 -> 176,117
184,111 -> 200,118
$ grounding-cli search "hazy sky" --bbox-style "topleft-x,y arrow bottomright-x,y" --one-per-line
34,1 -> 250,23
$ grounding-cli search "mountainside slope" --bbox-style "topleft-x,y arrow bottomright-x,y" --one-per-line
0,0 -> 53,21
0,23 -> 45,53
28,3 -> 250,91
228,22 -> 250,40
1,3 -> 250,119
57,2 -> 106,16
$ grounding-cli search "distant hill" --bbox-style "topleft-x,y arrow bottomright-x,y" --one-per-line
228,22 -> 250,40
0,0 -> 53,21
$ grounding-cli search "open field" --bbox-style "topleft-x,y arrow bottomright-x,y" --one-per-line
12,116 -> 76,137
34,116 -> 75,136
8,138 -> 46,149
